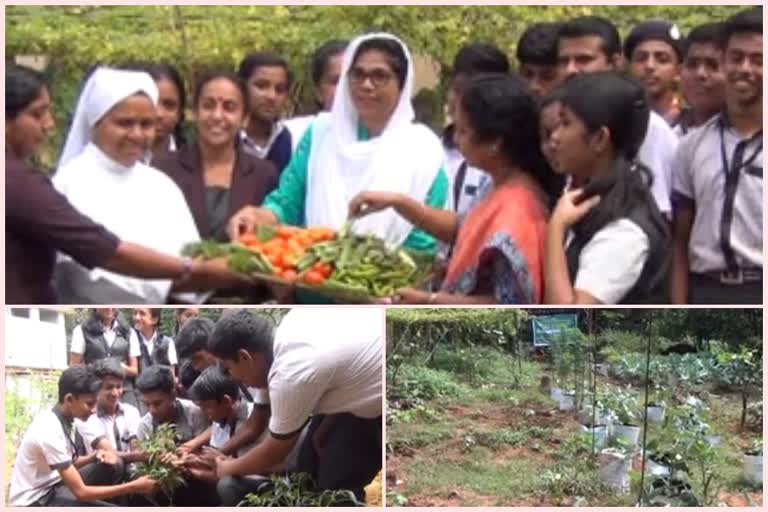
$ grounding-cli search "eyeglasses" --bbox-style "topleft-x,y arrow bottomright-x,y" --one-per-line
348,68 -> 396,88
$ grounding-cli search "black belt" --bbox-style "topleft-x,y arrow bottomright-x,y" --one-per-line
698,268 -> 762,285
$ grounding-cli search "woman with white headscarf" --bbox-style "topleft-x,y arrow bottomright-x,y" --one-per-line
53,67 -> 202,304
227,33 -> 449,252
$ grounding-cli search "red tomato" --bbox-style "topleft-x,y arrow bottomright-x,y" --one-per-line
303,270 -> 326,285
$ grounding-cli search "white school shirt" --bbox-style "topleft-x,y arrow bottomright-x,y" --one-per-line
8,410 -> 75,506
137,330 -> 178,366
70,321 -> 141,357
267,308 -> 383,436
210,401 -> 264,457
136,398 -> 209,442
566,219 -> 650,304
77,402 -> 142,453
672,114 -> 763,273
637,111 -> 679,219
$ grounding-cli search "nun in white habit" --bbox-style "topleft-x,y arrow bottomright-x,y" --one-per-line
53,67 -> 201,304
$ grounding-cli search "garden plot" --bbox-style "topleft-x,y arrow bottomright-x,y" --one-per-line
386,310 -> 763,507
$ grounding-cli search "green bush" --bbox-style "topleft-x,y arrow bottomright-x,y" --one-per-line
389,364 -> 462,403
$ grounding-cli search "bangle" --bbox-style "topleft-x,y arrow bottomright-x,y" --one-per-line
180,257 -> 193,280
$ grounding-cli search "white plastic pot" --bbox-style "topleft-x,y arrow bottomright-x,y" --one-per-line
550,387 -> 563,402
559,392 -> 576,411
743,454 -> 763,485
645,405 -> 666,424
646,457 -> 671,477
705,435 -> 721,447
581,424 -> 608,449
599,449 -> 632,493
612,424 -> 641,447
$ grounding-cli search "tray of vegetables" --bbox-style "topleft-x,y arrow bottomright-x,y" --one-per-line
182,224 -> 434,303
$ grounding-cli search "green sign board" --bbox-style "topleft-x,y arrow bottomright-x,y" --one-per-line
532,314 -> 579,347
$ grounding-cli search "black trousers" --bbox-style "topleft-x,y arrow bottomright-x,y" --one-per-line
35,459 -> 124,507
217,475 -> 271,506
689,273 -> 762,304
217,413 -> 382,505
297,413 -> 382,500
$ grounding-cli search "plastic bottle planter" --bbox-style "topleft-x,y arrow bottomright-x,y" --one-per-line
550,387 -> 563,402
743,453 -> 763,484
704,435 -> 721,447
558,392 -> 576,411
612,424 -> 641,447
599,448 -> 632,493
645,405 -> 666,424
580,424 -> 608,449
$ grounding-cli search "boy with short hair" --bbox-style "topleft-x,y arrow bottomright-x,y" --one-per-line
182,366 -> 266,487
517,22 -> 563,99
77,359 -> 143,469
671,7 -> 763,304
210,308 -> 382,506
135,365 -> 208,443
173,315 -> 271,459
676,22 -> 727,136
9,366 -> 155,506
625,20 -> 685,125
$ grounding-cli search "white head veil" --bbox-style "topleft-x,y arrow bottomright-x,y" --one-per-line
58,67 -> 159,168
305,32 -> 445,246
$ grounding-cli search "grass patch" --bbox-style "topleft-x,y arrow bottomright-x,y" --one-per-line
401,448 -> 554,505
469,426 -> 551,450
388,414 -> 457,451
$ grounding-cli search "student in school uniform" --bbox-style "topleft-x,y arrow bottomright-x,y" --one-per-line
544,72 -> 670,305
671,7 -> 762,304
625,20 -> 685,126
135,365 -> 207,444
173,316 -> 271,459
180,365 -> 268,489
674,22 -> 727,137
133,308 -> 178,375
237,52 -> 294,174
69,308 -> 141,409
517,22 -> 563,100
134,365 -> 215,505
210,308 -> 382,505
77,359 -> 143,474
8,366 -> 156,506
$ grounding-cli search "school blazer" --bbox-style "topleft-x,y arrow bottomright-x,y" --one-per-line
152,140 -> 278,239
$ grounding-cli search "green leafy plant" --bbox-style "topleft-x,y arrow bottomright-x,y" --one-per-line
714,347 -> 761,429
134,424 -> 186,503
238,473 -> 363,506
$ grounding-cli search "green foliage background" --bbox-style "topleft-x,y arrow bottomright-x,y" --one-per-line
6,5 -> 745,167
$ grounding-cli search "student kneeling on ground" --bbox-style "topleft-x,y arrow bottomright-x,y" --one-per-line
209,309 -> 383,505
134,365 -> 213,505
179,365 -> 267,487
77,359 -> 144,481
8,366 -> 156,506
173,317 -> 272,460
